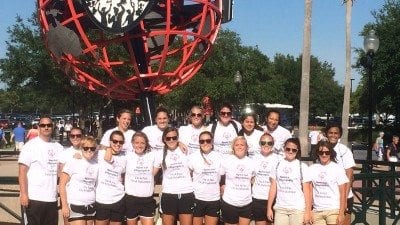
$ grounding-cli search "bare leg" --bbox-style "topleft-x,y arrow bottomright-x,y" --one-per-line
204,215 -> 219,225
178,214 -> 193,225
162,214 -> 176,225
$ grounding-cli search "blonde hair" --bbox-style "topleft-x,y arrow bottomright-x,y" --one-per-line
231,136 -> 248,156
80,136 -> 97,148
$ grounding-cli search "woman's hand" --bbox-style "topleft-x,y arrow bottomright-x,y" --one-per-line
266,208 -> 274,222
62,206 -> 70,218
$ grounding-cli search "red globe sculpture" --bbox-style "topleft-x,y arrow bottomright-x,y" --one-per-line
37,0 -> 223,100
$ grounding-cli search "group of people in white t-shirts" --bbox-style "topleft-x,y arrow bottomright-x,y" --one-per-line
18,107 -> 355,225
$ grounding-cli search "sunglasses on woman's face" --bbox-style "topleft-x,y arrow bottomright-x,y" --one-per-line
260,141 -> 274,146
83,147 -> 96,152
285,147 -> 298,153
111,139 -> 124,145
199,139 -> 212,144
165,136 -> 178,141
317,151 -> 331,156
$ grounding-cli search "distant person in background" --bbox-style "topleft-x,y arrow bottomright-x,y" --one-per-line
0,125 -> 8,148
262,110 -> 292,158
374,131 -> 385,161
64,121 -> 73,139
26,124 -> 39,141
308,124 -> 320,160
10,121 -> 26,152
385,135 -> 399,162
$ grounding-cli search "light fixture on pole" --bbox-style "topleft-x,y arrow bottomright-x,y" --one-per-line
233,71 -> 242,118
362,29 -> 379,163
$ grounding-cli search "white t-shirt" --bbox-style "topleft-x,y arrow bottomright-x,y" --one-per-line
64,123 -> 72,132
18,137 -> 63,202
309,162 -> 349,211
96,149 -> 127,204
207,122 -> 240,155
188,150 -> 222,201
243,129 -> 264,158
309,130 -> 320,145
58,146 -> 80,164
252,153 -> 280,200
270,159 -> 310,210
333,142 -> 356,198
100,127 -> 135,152
221,155 -> 255,207
262,125 -> 292,157
142,125 -> 164,152
125,151 -> 157,197
154,147 -> 193,194
63,158 -> 99,205
179,125 -> 208,154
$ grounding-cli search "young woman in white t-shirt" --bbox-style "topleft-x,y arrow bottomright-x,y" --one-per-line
95,130 -> 127,225
60,136 -> 99,225
221,136 -> 255,225
309,141 -> 348,225
125,131 -> 159,225
155,127 -> 193,225
267,138 -> 312,225
238,113 -> 264,158
251,133 -> 279,225
188,131 -> 222,225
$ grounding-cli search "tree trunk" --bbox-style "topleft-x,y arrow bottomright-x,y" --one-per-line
299,0 -> 312,157
341,0 -> 352,145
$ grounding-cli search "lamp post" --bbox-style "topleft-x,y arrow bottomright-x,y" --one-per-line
70,79 -> 77,126
234,71 -> 242,118
362,30 -> 379,163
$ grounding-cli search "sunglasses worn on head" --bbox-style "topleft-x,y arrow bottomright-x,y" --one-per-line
83,147 -> 96,152
70,134 -> 82,139
220,111 -> 232,116
39,123 -> 53,128
111,139 -> 124,145
285,147 -> 298,153
165,136 -> 178,141
199,139 -> 212,144
317,151 -> 331,156
191,113 -> 202,118
260,141 -> 274,146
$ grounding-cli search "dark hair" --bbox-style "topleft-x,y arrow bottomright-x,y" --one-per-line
110,130 -> 124,141
315,140 -> 337,162
161,127 -> 179,170
325,123 -> 343,137
117,109 -> 132,118
284,137 -> 301,159
219,103 -> 233,113
266,110 -> 280,120
70,127 -> 83,135
199,131 -> 213,165
131,131 -> 151,153
238,113 -> 263,135
260,132 -> 274,144
155,106 -> 170,118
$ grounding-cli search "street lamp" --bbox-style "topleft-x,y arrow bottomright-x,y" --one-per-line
362,30 -> 379,162
70,79 -> 77,126
234,71 -> 242,118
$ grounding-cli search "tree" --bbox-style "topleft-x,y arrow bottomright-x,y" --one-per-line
354,1 -> 400,127
299,0 -> 313,156
341,0 -> 353,145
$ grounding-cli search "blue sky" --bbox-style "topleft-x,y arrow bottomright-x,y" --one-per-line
0,0 -> 385,88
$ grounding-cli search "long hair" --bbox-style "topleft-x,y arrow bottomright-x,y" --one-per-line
284,137 -> 301,159
131,131 -> 150,153
161,127 -> 179,170
199,131 -> 213,165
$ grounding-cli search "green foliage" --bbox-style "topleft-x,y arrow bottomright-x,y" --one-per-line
354,0 -> 400,125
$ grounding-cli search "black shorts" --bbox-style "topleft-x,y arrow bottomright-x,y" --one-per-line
346,197 -> 354,214
251,198 -> 268,221
160,192 -> 195,215
95,196 -> 126,222
68,203 -> 96,222
125,195 -> 156,219
221,200 -> 251,224
193,199 -> 220,218
25,200 -> 58,225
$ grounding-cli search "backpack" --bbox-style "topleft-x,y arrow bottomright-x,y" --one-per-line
211,120 -> 239,136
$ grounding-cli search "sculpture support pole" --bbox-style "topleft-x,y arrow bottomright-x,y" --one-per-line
140,92 -> 155,126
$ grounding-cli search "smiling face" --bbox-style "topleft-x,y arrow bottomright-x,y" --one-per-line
132,135 -> 147,155
259,134 -> 274,156
69,128 -> 83,148
164,130 -> 179,150
110,133 -> 124,154
233,137 -> 248,159
242,115 -> 256,133
156,111 -> 169,130
190,107 -> 204,128
327,127 -> 341,144
284,141 -> 298,161
317,145 -> 331,165
117,112 -> 132,132
219,106 -> 232,126
266,112 -> 279,131
199,132 -> 213,154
